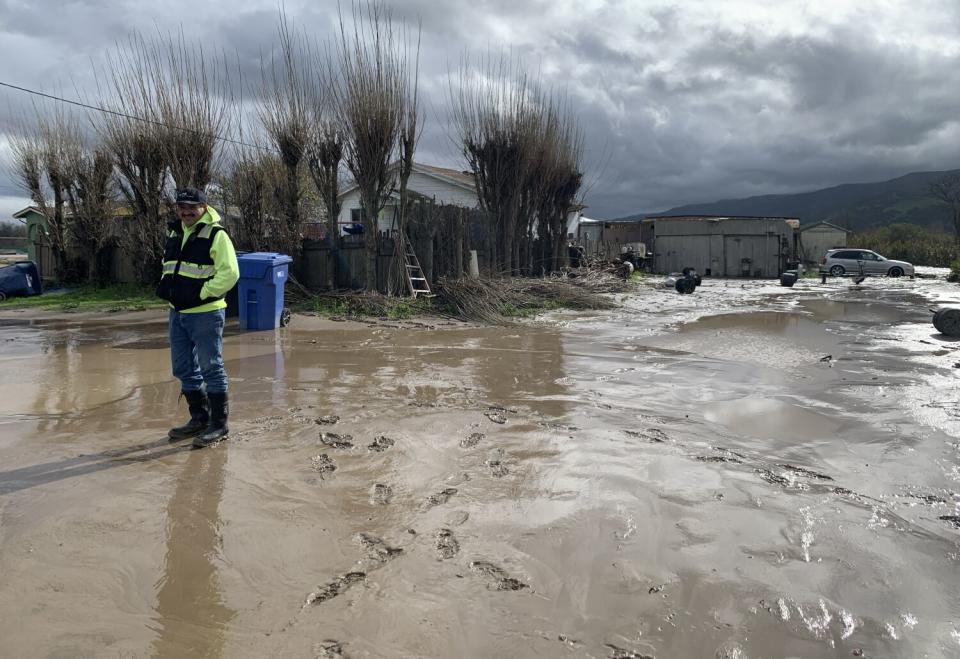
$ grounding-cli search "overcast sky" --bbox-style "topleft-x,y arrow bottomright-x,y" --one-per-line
2,0 -> 959,220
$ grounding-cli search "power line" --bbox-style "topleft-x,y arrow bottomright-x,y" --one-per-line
0,80 -> 271,152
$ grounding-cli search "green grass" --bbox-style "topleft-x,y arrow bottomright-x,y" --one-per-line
1,284 -> 166,313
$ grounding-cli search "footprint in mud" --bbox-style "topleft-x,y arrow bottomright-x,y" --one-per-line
367,435 -> 395,452
311,454 -> 337,475
435,529 -> 460,559
460,432 -> 485,448
356,533 -> 403,564
779,464 -> 834,481
486,449 -> 509,477
696,455 -> 743,464
604,644 -> 653,659
939,515 -> 960,529
315,415 -> 340,426
314,640 -> 347,659
444,511 -> 470,527
625,429 -> 669,443
304,572 -> 366,606
320,432 -> 354,449
469,561 -> 528,591
485,411 -> 508,424
370,484 -> 393,505
425,487 -> 458,508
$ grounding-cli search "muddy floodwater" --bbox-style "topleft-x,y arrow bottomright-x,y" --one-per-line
1,275 -> 959,658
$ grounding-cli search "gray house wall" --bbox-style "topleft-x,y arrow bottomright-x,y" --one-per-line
651,218 -> 796,277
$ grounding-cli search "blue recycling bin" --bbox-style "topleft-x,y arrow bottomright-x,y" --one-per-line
236,252 -> 293,331
0,261 -> 42,301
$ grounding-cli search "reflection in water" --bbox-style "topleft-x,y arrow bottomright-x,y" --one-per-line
151,448 -> 235,659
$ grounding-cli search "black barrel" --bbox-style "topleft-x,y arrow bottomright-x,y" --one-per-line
933,308 -> 960,337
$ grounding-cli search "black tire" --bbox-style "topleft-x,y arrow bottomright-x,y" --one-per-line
888,267 -> 904,278
280,307 -> 292,327
933,308 -> 960,337
829,265 -> 845,277
780,273 -> 797,287
693,274 -> 702,286
675,277 -> 695,294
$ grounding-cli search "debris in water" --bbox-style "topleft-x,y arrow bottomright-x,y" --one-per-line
315,415 -> 340,425
714,641 -> 746,659
469,561 -> 528,591
756,469 -> 790,487
320,432 -> 354,449
820,355 -> 833,362
367,435 -> 395,452
311,454 -> 337,474
304,572 -> 366,606
435,529 -> 460,559
625,429 -> 669,443
425,487 -> 458,508
370,483 -> 393,505
648,584 -> 664,594
460,432 -> 485,448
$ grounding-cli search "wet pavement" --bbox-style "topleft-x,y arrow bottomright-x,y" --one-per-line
1,274 -> 959,658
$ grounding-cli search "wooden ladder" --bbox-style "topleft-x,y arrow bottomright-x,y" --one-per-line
403,243 -> 433,298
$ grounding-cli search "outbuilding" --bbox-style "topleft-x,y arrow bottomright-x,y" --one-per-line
799,221 -> 852,268
643,215 -> 800,278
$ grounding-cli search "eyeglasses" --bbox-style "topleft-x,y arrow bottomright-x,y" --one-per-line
176,203 -> 202,211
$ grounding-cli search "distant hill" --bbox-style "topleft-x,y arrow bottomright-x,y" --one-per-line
616,169 -> 959,232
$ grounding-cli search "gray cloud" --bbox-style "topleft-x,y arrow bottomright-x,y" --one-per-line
1,0 -> 960,219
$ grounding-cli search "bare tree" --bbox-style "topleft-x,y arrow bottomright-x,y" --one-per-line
929,173 -> 960,246
332,1 -> 417,291
450,55 -> 542,276
9,109 -> 74,281
219,145 -> 282,253
61,129 -> 115,283
306,119 -> 345,289
96,32 -> 230,283
258,15 -> 313,263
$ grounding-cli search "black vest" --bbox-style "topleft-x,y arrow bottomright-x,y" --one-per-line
156,220 -> 225,311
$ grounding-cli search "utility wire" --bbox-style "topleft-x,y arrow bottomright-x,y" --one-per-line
0,80 -> 272,152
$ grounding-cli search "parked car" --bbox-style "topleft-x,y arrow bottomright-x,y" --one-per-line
819,249 -> 914,278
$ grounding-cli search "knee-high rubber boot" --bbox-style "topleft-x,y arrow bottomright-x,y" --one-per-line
193,392 -> 229,448
168,390 -> 209,441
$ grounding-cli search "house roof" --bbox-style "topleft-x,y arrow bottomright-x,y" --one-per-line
12,206 -> 42,220
338,161 -> 477,199
799,220 -> 852,233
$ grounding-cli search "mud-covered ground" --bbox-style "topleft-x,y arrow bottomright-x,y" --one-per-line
1,272 -> 959,658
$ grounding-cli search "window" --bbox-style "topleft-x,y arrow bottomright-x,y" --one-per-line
833,251 -> 857,259
350,208 -> 366,224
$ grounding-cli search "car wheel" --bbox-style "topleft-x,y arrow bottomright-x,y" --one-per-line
829,265 -> 845,277
888,267 -> 903,278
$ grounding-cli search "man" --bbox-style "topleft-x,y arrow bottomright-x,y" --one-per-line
157,187 -> 240,448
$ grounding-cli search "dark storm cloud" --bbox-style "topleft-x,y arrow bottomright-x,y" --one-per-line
2,0 -> 960,220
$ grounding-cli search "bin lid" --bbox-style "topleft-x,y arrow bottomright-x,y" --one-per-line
238,252 -> 293,279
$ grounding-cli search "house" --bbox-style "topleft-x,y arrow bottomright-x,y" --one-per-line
642,215 -> 800,277
799,221 -> 852,267
12,206 -> 46,263
337,162 -> 479,234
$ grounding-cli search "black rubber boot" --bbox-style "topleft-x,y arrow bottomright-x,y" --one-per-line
168,390 -> 209,441
193,392 -> 229,448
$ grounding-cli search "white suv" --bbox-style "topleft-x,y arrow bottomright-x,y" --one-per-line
819,249 -> 914,278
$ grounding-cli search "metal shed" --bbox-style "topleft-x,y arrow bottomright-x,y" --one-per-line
645,215 -> 799,278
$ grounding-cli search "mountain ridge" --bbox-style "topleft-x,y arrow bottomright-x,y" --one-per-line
613,168 -> 959,232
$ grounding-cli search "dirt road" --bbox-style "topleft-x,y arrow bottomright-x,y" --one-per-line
1,275 -> 958,658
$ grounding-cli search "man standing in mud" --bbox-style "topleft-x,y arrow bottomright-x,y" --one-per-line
157,187 -> 240,448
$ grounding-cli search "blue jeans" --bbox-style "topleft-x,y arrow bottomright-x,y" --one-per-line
169,308 -> 228,394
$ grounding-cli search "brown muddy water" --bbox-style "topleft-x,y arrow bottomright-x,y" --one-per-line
1,276 -> 959,658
